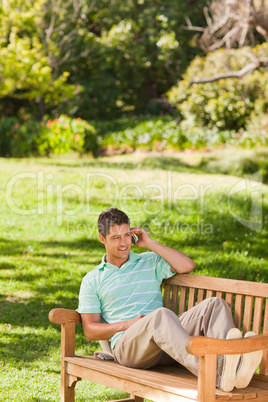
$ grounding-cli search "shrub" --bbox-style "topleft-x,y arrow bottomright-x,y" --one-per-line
143,98 -> 177,116
0,117 -> 41,157
245,112 -> 268,147
98,116 -> 239,152
167,44 -> 268,133
0,117 -> 20,157
100,116 -> 186,152
37,115 -> 97,157
0,115 -> 98,158
9,119 -> 41,157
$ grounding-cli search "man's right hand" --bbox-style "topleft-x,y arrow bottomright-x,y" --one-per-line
125,314 -> 145,330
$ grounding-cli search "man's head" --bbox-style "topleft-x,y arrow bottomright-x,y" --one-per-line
97,208 -> 130,238
97,208 -> 132,267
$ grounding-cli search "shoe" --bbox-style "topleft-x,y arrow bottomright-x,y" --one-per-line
235,331 -> 263,389
217,328 -> 242,392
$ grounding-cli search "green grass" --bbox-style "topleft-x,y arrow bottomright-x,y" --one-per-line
0,153 -> 268,401
32,146 -> 268,183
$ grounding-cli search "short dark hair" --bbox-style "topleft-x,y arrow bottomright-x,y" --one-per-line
97,208 -> 130,237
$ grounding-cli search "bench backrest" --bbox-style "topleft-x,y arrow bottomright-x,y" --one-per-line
162,274 -> 268,375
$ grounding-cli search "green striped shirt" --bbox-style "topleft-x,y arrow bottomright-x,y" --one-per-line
77,250 -> 175,349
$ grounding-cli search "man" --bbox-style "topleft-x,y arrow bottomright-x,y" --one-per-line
77,208 -> 262,393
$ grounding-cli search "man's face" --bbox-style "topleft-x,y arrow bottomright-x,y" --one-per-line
99,223 -> 132,266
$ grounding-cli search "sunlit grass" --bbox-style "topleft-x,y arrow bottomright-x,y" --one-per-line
0,155 -> 268,401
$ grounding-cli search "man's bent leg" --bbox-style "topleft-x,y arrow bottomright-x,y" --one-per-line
178,297 -> 243,392
113,307 -> 199,375
113,298 -> 236,379
179,297 -> 236,339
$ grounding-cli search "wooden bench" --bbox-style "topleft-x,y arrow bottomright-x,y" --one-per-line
49,273 -> 268,402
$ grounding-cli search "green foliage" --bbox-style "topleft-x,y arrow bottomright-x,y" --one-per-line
246,112 -> 268,146
167,44 -> 268,132
2,112 -> 268,161
9,118 -> 41,157
37,115 -> 97,157
0,115 -> 97,157
0,117 -> 19,156
0,0 -> 206,119
0,0 -> 76,117
96,115 -> 267,153
0,116 -> 41,157
100,116 -> 184,152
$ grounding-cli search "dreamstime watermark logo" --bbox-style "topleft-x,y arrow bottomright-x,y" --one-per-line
4,169 -> 264,234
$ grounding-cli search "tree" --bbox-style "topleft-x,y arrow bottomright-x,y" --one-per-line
185,0 -> 268,51
0,0 -> 209,119
42,0 -> 208,119
184,0 -> 268,85
167,43 -> 268,132
0,0 -> 75,119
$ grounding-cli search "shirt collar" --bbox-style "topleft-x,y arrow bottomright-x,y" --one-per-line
97,250 -> 141,269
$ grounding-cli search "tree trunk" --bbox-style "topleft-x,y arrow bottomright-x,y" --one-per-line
39,98 -> 46,120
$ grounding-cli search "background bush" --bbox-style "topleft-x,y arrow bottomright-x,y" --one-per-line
96,115 -> 268,153
167,44 -> 268,133
246,112 -> 268,146
37,115 -> 97,157
0,115 -> 97,157
2,112 -> 268,160
0,117 -> 20,157
0,0 -> 208,120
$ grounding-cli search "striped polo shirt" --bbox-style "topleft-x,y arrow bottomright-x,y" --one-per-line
77,250 -> 175,349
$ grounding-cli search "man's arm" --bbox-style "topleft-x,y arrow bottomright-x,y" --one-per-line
131,226 -> 195,274
81,313 -> 145,341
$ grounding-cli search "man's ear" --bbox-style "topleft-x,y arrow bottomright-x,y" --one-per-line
98,233 -> 105,244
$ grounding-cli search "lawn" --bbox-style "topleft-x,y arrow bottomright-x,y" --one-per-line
0,153 -> 268,401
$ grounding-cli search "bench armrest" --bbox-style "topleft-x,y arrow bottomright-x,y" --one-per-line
186,334 -> 268,356
49,308 -> 82,325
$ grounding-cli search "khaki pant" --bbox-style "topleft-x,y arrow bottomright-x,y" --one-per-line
113,297 -> 235,376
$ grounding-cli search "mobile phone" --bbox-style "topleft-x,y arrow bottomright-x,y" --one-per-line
131,234 -> 138,245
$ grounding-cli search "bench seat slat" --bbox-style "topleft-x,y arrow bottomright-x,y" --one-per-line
170,285 -> 179,314
188,288 -> 196,309
243,295 -> 254,333
253,297 -> 263,335
197,289 -> 205,304
65,356 -> 268,401
260,299 -> 268,375
234,294 -> 243,330
163,284 -> 171,309
66,357 -> 199,401
179,286 -> 187,314
225,293 -> 234,310
207,290 -> 214,298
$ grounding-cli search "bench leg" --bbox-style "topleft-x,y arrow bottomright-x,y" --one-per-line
61,370 -> 81,402
61,323 -> 77,402
198,354 -> 217,402
130,396 -> 144,402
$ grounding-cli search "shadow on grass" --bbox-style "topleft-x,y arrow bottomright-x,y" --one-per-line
1,197 -> 268,369
34,153 -> 268,183
0,330 -> 61,365
140,196 -> 268,282
36,155 -> 202,173
0,237 -> 104,256
0,236 -> 105,367
0,261 -> 16,269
